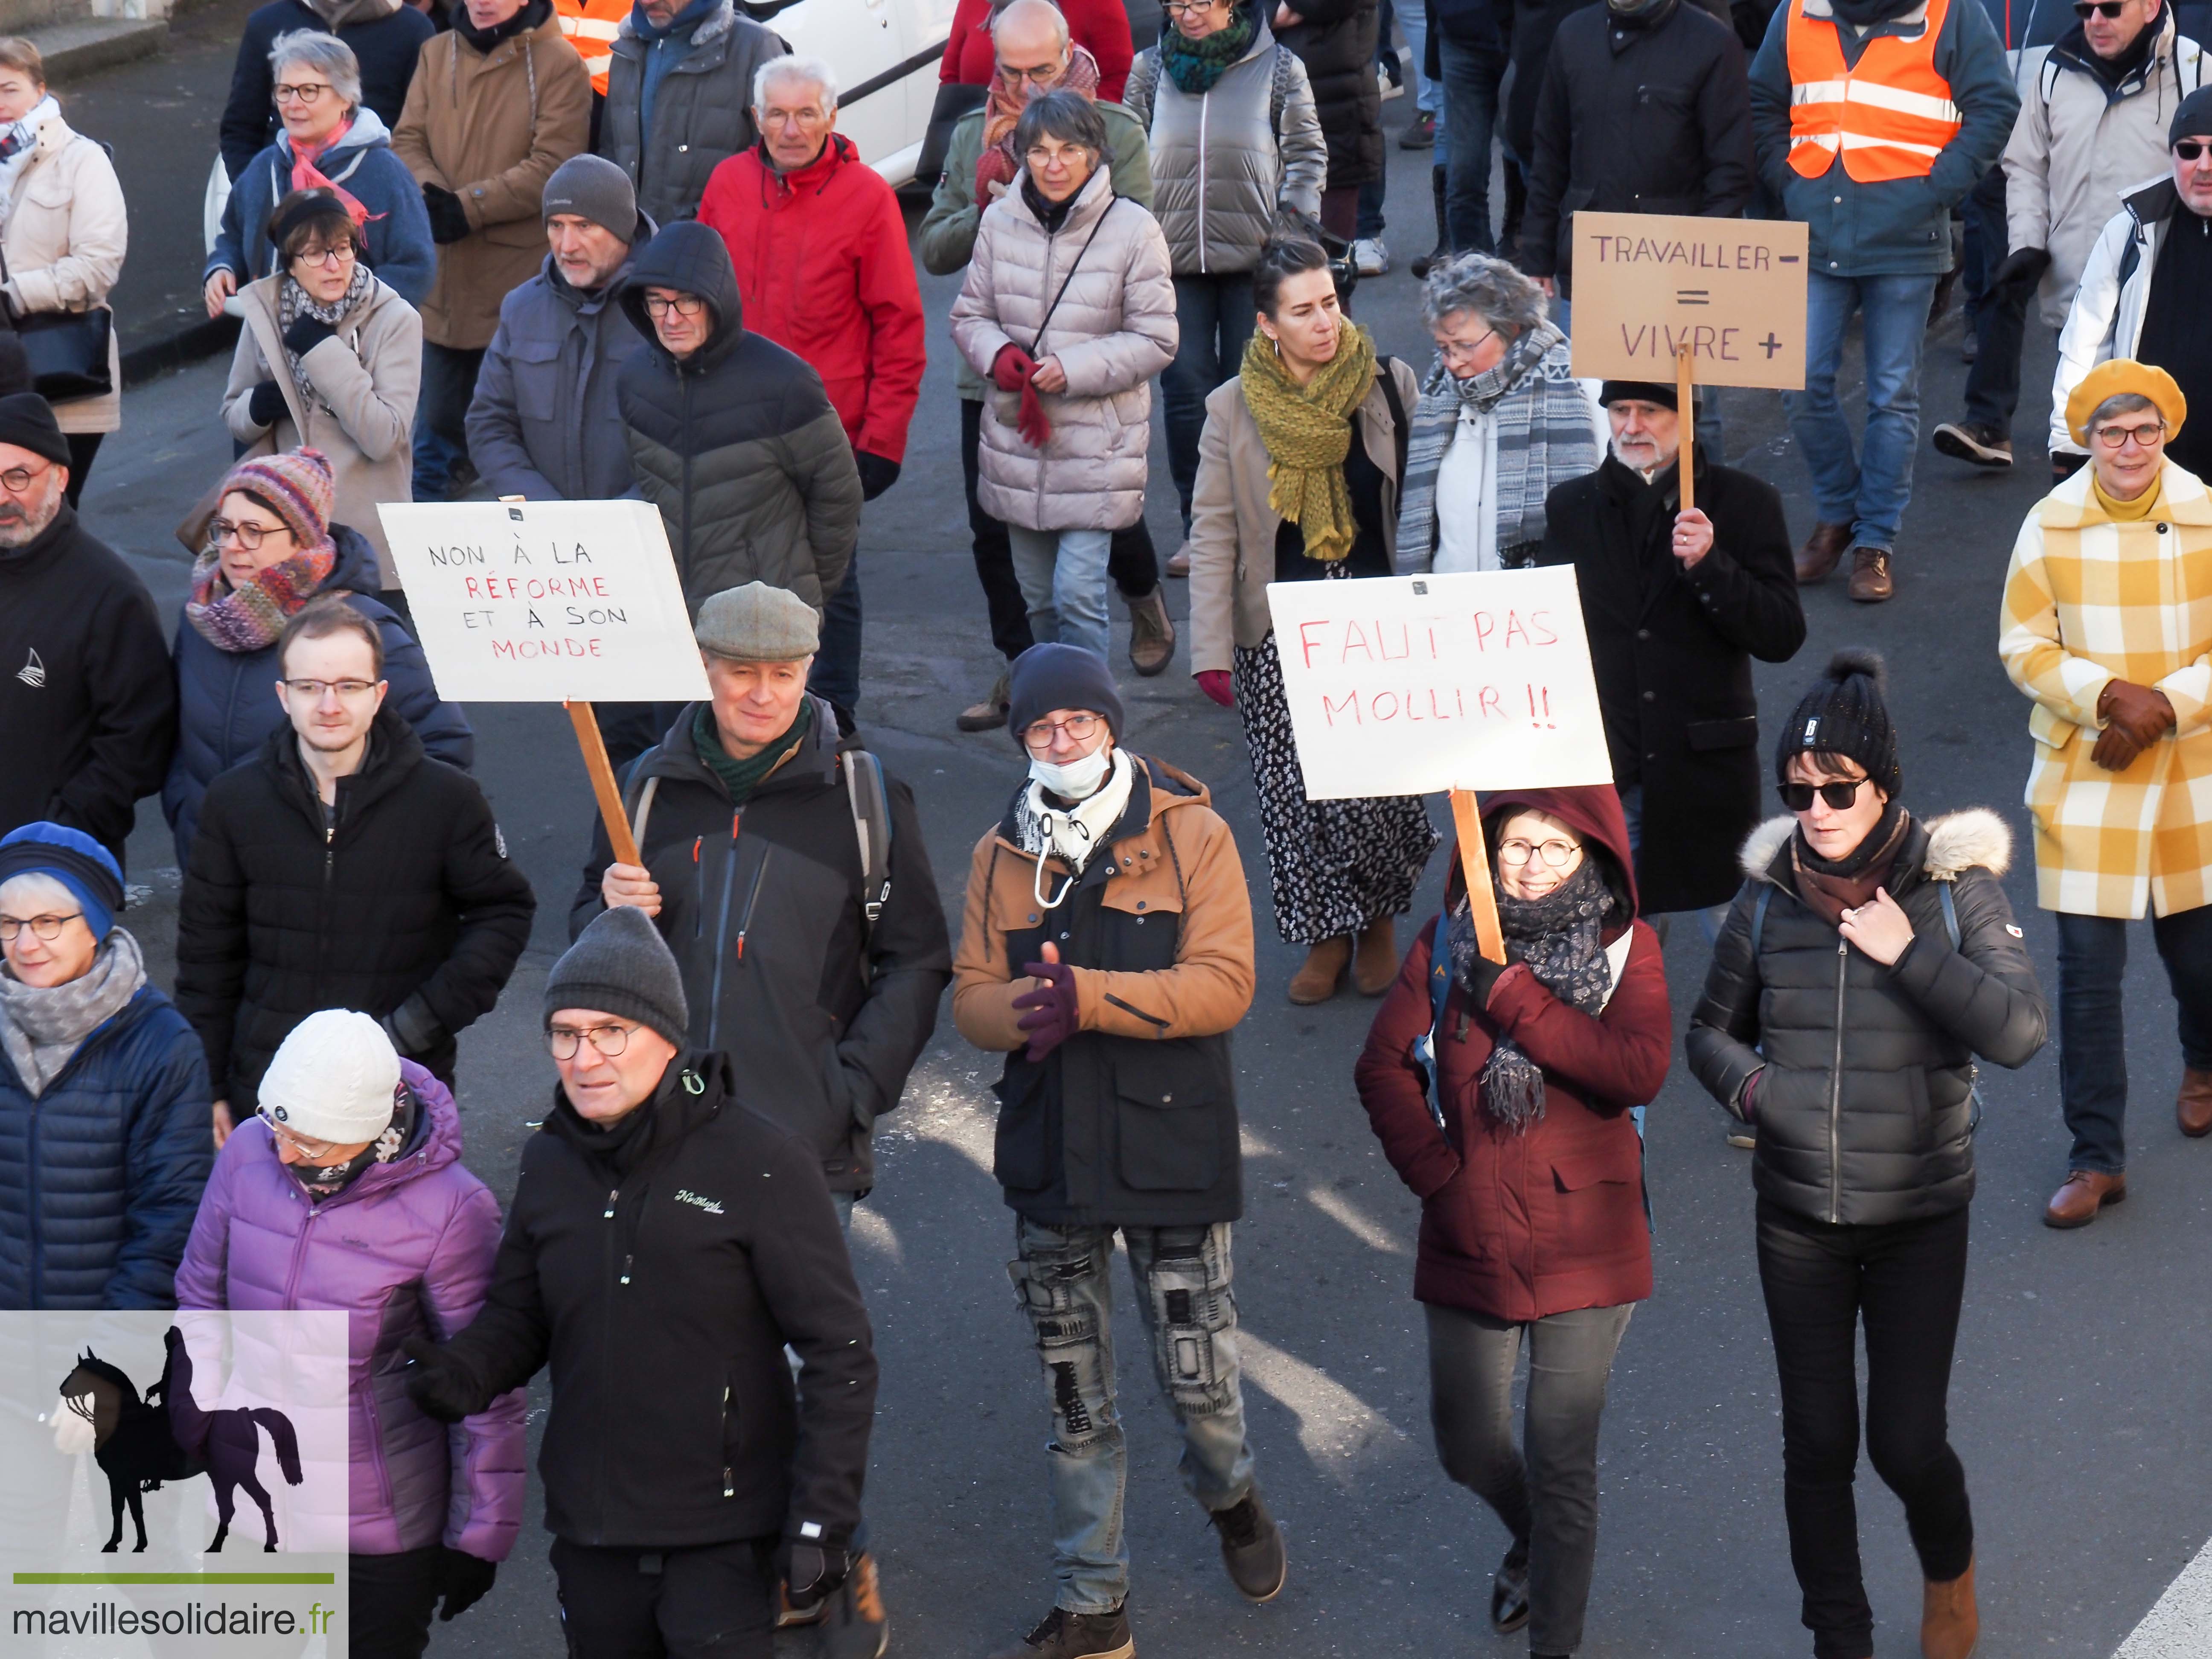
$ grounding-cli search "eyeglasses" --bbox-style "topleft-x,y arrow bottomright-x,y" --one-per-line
1025,143 -> 1089,167
1781,777 -> 1867,812
1020,713 -> 1105,753
257,1107 -> 339,1160
0,462 -> 49,493
293,243 -> 356,268
998,61 -> 1065,85
642,293 -> 706,319
0,913 -> 83,943
1497,838 -> 1581,869
547,1022 -> 637,1061
1162,0 -> 1224,12
2092,420 -> 2166,449
1436,326 -> 1501,364
273,82 -> 333,104
2179,140 -> 2211,161
208,517 -> 292,550
282,678 -> 378,699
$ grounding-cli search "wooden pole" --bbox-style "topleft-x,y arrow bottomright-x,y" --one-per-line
1449,789 -> 1506,964
566,700 -> 641,867
1676,338 -> 1696,515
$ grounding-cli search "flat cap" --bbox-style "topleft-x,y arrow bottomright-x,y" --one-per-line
694,581 -> 821,662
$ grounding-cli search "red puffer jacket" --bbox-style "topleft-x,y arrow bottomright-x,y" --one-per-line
938,0 -> 1133,99
696,134 -> 928,465
1353,784 -> 1671,1322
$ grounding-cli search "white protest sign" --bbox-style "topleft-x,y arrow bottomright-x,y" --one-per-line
1265,568 -> 1613,800
378,499 -> 709,704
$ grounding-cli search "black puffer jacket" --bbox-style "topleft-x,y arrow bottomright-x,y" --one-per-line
1687,809 -> 2048,1226
175,711 -> 536,1108
1279,0 -> 1382,189
616,221 -> 863,614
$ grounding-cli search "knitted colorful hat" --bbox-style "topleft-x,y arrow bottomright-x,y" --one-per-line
219,448 -> 336,552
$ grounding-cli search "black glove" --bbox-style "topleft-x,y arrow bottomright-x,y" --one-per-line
401,1335 -> 480,1424
1991,246 -> 2051,294
281,314 -> 338,357
855,451 -> 901,501
776,1538 -> 849,1614
435,1547 -> 497,1621
381,994 -> 445,1060
422,183 -> 473,245
247,379 -> 288,429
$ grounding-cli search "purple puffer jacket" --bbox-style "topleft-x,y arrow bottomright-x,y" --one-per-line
174,1062 -> 526,1559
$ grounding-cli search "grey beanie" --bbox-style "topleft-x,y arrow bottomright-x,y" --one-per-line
544,154 -> 640,240
695,581 -> 821,661
544,905 -> 689,1048
1006,642 -> 1124,745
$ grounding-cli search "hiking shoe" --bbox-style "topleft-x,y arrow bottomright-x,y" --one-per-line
1351,236 -> 1390,277
1400,108 -> 1436,148
821,1551 -> 888,1659
1846,546 -> 1894,603
1126,585 -> 1176,678
987,1604 -> 1135,1659
957,670 -> 1011,733
1492,1543 -> 1531,1633
1209,1490 -> 1287,1602
1932,420 -> 2012,468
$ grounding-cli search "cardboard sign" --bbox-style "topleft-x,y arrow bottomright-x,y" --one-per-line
379,500 -> 709,705
1567,210 -> 1810,390
1265,569 -> 1613,801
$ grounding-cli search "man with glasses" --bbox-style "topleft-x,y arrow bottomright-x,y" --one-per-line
176,598 -> 533,1148
0,392 -> 175,866
402,903 -> 878,1659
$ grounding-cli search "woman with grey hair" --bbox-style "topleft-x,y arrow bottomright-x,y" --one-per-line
205,29 -> 434,316
1395,253 -> 1606,573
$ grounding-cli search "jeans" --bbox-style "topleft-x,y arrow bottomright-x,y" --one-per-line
413,341 -> 484,502
1398,0 -> 1441,118
1757,1198 -> 1973,1659
1009,1218 -> 1257,1612
1008,525 -> 1115,663
1437,37 -> 1505,254
1785,271 -> 1939,552
1960,168 -> 2027,431
1358,174 -> 1388,241
551,1535 -> 775,1658
807,562 -> 862,734
350,1546 -> 442,1659
1425,1301 -> 1633,1657
2055,906 -> 2212,1174
1163,274 -> 1257,524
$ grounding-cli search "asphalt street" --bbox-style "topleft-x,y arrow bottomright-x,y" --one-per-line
75,84 -> 2212,1659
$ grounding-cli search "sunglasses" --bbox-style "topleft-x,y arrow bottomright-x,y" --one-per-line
1780,778 -> 1867,812
2072,1 -> 2128,15
2178,140 -> 2211,162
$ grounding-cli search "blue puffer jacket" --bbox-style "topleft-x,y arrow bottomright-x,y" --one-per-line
0,976 -> 214,1310
162,525 -> 474,868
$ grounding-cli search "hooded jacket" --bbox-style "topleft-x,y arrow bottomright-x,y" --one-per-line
173,1064 -> 527,1560
1686,809 -> 2048,1226
2049,174 -> 2200,457
952,754 -> 1256,1228
174,709 -> 536,1109
1354,786 -> 1670,1321
207,109 -> 439,311
600,0 -> 789,226
220,0 -> 438,180
615,221 -> 863,612
162,525 -> 474,867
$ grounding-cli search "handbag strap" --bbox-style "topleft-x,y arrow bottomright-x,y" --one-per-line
1027,196 -> 1120,358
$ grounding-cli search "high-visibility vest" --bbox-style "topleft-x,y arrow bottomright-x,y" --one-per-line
1785,0 -> 1963,183
554,0 -> 627,98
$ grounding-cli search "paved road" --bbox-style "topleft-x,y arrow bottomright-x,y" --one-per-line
76,88 -> 2212,1659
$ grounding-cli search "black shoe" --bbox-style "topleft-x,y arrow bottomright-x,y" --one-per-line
1492,1544 -> 1531,1633
1209,1490 -> 1287,1602
1931,419 -> 2013,468
987,1605 -> 1135,1659
1399,108 -> 1436,149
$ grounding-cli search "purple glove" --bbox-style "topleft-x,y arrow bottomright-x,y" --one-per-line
1013,958 -> 1080,1061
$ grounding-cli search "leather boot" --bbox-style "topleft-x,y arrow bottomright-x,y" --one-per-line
2179,1068 -> 2212,1137
1126,585 -> 1176,677
1795,521 -> 1852,583
1921,1557 -> 1978,1659
957,670 -> 1010,733
1352,916 -> 1399,995
1411,167 -> 1449,279
1287,936 -> 1352,1004
2043,1168 -> 2126,1228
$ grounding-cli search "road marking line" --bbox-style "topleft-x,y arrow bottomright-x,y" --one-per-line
2116,1535 -> 2212,1657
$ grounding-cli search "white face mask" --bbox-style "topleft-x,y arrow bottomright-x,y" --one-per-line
1030,743 -> 1113,801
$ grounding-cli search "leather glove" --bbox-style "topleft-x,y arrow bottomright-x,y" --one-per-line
776,1539 -> 849,1615
2092,722 -> 2145,772
422,183 -> 473,245
1992,246 -> 2051,294
435,1548 -> 498,1621
246,379 -> 288,430
1013,957 -> 1080,1062
990,342 -> 1036,393
281,314 -> 338,357
856,451 -> 901,501
2100,678 -> 2175,749
400,1335 -> 480,1425
1195,669 -> 1234,708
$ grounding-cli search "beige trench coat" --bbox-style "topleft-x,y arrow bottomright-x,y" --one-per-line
2,111 -> 126,435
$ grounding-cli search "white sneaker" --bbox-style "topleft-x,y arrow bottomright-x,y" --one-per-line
1351,236 -> 1390,276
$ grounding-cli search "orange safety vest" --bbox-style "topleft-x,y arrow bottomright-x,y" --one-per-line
554,0 -> 628,98
1785,0 -> 1963,183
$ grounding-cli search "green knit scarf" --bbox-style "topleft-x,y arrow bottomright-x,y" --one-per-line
1239,320 -> 1378,563
1159,6 -> 1256,95
692,697 -> 813,807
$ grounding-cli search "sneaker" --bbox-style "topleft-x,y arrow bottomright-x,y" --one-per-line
1351,236 -> 1390,277
1492,1543 -> 1531,1633
1400,108 -> 1436,149
1931,419 -> 2013,468
956,669 -> 1011,733
1209,1490 -> 1287,1602
1846,546 -> 1894,604
987,1604 -> 1135,1659
820,1551 -> 889,1659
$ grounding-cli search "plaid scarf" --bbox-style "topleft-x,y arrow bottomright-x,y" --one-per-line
277,262 -> 373,411
1449,859 -> 1615,1130
183,539 -> 340,653
976,44 -> 1101,202
1395,321 -> 1596,572
1239,320 -> 1377,563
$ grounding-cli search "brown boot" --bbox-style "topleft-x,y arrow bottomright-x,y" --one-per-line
1921,1557 -> 1979,1659
1126,585 -> 1176,678
956,671 -> 1010,733
1847,546 -> 1895,603
2043,1168 -> 2126,1228
1352,916 -> 1398,995
1287,937 -> 1352,1004
1796,521 -> 1852,583
2180,1068 -> 2212,1137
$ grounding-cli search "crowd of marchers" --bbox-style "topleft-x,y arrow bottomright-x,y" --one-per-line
2,0 -> 2211,1656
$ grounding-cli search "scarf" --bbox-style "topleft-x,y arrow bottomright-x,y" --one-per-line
0,95 -> 57,228
0,928 -> 146,1101
183,541 -> 341,654
1397,321 -> 1597,571
1159,8 -> 1256,95
1015,748 -> 1135,878
692,696 -> 812,807
1239,320 -> 1377,563
1790,800 -> 1909,927
1606,0 -> 1678,23
277,262 -> 373,410
455,0 -> 550,52
1447,861 -> 1614,1130
292,1078 -> 416,1200
1020,173 -> 1079,233
288,121 -> 375,233
977,44 -> 1100,202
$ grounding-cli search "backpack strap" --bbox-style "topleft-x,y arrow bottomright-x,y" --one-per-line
1748,883 -> 1774,960
1375,355 -> 1410,484
1933,879 -> 1984,1135
841,746 -> 895,951
619,745 -> 664,854
1937,880 -> 1962,949
1125,50 -> 1161,128
1411,914 -> 1453,1132
1270,42 -> 1295,132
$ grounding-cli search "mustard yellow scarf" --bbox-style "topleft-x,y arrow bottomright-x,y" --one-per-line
1239,320 -> 1377,563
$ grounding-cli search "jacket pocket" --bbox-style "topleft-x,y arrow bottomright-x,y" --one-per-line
1543,1133 -> 1645,1261
1114,1045 -> 1221,1192
2028,700 -> 2078,753
992,1062 -> 1053,1191
1686,715 -> 1760,752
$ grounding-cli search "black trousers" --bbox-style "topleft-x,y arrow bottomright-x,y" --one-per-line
63,432 -> 100,508
551,1536 -> 776,1658
1756,1198 -> 1974,1659
351,1546 -> 444,1659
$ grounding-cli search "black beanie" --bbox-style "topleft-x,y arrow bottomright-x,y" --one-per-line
1775,649 -> 1901,798
0,392 -> 70,468
1599,380 -> 1678,411
2171,85 -> 2212,145
544,905 -> 689,1049
1006,643 -> 1125,746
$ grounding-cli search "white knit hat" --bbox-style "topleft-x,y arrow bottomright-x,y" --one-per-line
259,1010 -> 402,1145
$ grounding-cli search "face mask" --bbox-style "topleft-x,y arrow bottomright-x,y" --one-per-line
1030,744 -> 1112,801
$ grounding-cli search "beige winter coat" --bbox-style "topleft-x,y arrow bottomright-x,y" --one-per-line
948,166 -> 1176,532
392,12 -> 591,349
2,111 -> 126,435
221,273 -> 422,587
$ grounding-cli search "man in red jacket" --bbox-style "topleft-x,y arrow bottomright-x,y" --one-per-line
698,54 -> 926,737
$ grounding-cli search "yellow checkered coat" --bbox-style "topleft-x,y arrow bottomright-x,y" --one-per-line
1999,460 -> 2212,920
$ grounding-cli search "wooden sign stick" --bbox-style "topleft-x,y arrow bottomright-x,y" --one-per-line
566,700 -> 641,867
1449,789 -> 1506,964
1676,338 -> 1696,515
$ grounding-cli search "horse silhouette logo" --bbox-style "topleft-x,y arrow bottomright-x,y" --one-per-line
52,1327 -> 304,1554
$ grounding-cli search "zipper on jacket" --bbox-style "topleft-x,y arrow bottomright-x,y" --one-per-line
620,1253 -> 633,1286
1196,90 -> 1210,274
733,845 -> 771,962
704,815 -> 744,1051
602,1187 -> 618,1220
679,371 -> 694,585
1828,937 -> 1847,1223
721,1381 -> 734,1497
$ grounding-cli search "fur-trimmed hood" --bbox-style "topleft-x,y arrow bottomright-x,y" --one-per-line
1739,807 -> 2013,885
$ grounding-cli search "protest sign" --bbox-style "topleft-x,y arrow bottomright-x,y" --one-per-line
1566,210 -> 1810,391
